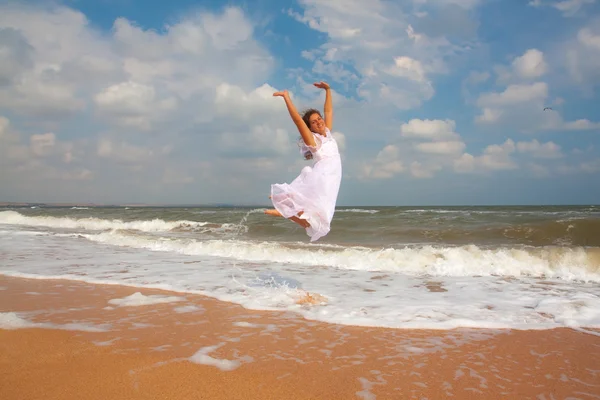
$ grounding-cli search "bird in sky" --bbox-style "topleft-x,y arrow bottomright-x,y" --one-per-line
543,107 -> 553,111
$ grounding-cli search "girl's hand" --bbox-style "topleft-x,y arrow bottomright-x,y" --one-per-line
273,90 -> 289,97
313,81 -> 330,90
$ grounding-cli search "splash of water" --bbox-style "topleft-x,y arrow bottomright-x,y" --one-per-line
232,208 -> 266,238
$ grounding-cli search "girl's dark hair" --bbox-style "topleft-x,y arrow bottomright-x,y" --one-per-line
302,108 -> 322,129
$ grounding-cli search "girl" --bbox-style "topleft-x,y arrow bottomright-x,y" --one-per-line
264,81 -> 342,242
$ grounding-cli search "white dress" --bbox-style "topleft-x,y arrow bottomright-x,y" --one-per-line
270,128 -> 342,242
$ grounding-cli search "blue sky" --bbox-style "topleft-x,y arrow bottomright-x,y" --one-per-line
0,0 -> 599,206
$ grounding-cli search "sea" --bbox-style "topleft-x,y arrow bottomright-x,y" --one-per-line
1,205 -> 599,331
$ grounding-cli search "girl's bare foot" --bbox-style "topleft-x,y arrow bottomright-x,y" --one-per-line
290,216 -> 310,228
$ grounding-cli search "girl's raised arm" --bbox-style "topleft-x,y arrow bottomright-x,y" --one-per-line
273,90 -> 316,147
313,81 -> 333,130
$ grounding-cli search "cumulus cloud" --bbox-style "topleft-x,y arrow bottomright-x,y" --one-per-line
94,81 -> 178,130
360,118 -> 466,180
516,139 -> 563,159
415,140 -> 466,155
529,0 -> 596,17
30,133 -> 56,156
0,115 -> 92,187
289,0 -> 477,110
511,49 -> 548,80
400,119 -> 460,140
0,2 -> 597,204
474,48 -> 600,132
0,3 -> 292,203
453,137 -> 575,177
564,19 -> 600,90
358,145 -> 405,180
454,139 -> 518,173
0,4 -> 274,125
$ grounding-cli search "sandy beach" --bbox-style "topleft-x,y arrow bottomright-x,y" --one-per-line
1,275 -> 599,400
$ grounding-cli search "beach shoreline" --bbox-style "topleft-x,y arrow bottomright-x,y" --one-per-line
1,275 -> 599,399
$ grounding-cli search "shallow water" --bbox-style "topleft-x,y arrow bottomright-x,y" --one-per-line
1,205 -> 599,330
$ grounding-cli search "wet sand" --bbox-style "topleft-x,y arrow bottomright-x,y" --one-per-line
1,275 -> 599,399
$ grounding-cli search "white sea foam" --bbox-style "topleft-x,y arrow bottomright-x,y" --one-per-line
80,230 -> 600,282
173,305 -> 203,313
337,209 -> 379,214
189,344 -> 253,371
1,223 -> 599,331
0,312 -> 110,332
108,292 -> 186,307
233,321 -> 260,328
0,210 -> 213,233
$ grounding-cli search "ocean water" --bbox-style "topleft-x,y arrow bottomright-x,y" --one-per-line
1,205 -> 599,330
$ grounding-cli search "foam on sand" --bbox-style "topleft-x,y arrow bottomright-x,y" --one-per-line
173,305 -> 204,313
0,311 -> 110,332
189,343 -> 254,371
107,292 -> 186,307
2,276 -> 599,400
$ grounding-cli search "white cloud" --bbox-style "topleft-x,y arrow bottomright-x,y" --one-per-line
30,133 -> 56,156
332,131 -> 346,152
218,125 -> 291,157
580,159 -> 600,173
553,0 -> 595,16
492,49 -> 548,90
454,139 -> 518,173
415,140 -> 466,155
0,2 -> 597,205
465,71 -> 490,85
563,119 -> 600,130
562,20 -> 600,90
557,158 -> 600,174
516,139 -> 563,159
528,0 -> 595,16
474,84 -> 559,130
214,83 -> 281,120
96,138 -> 163,164
410,161 -> 441,178
161,166 -> 194,185
359,145 -> 405,180
478,82 -> 548,107
0,116 -> 9,138
475,108 -> 503,124
512,49 -> 548,79
290,0 -> 475,110
400,119 -> 460,140
361,118 -> 466,180
0,4 -> 299,204
475,75 -> 600,133
0,4 -> 274,123
0,115 -> 91,184
578,27 -> 600,51
385,56 -> 428,82
94,81 -> 177,130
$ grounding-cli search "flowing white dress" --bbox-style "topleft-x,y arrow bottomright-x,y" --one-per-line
270,128 -> 342,242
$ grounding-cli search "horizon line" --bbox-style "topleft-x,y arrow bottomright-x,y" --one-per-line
1,202 -> 598,208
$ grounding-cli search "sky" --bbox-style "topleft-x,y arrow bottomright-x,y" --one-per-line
0,0 -> 599,206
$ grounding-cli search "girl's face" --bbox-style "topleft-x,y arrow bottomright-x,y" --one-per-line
309,113 -> 326,134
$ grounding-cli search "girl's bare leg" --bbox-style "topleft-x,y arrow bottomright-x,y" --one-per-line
264,209 -> 311,228
264,209 -> 282,217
